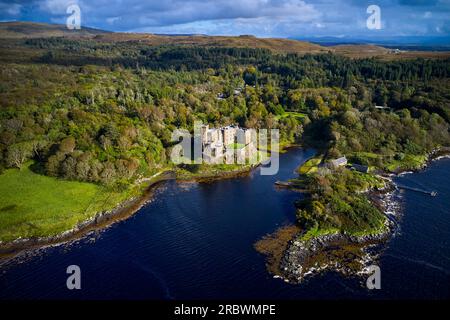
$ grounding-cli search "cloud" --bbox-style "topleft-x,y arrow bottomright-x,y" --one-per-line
1,0 -> 449,38
0,2 -> 22,16
106,16 -> 121,25
39,0 -> 79,15
100,0 -> 321,28
127,0 -> 322,36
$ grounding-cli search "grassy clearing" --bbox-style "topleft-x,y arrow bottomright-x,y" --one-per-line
350,223 -> 389,238
0,163 -> 138,242
275,111 -> 307,121
300,220 -> 386,242
258,141 -> 292,153
384,154 -> 427,172
297,156 -> 322,175
300,226 -> 340,242
175,162 -> 245,179
350,152 -> 379,159
348,151 -> 380,165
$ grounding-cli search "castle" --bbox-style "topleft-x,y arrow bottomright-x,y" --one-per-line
200,124 -> 257,164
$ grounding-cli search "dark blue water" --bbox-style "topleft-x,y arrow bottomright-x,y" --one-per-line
0,150 -> 449,299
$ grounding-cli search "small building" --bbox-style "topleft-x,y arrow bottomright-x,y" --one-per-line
217,93 -> 226,100
390,49 -> 402,54
329,156 -> 348,168
352,163 -> 370,173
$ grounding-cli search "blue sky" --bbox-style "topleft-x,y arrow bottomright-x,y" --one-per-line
1,0 -> 449,39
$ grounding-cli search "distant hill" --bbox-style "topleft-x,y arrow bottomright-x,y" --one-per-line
298,35 -> 450,50
1,22 -> 449,59
93,32 -> 330,55
0,21 -> 108,38
0,21 -> 330,54
332,44 -> 450,60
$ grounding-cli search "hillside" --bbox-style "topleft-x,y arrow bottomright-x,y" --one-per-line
0,21 -> 449,247
0,21 -> 108,38
93,33 -> 330,54
333,44 -> 450,60
0,21 -> 449,60
0,22 -> 328,54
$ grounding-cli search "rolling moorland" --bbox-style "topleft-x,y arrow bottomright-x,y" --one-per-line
0,22 -> 449,260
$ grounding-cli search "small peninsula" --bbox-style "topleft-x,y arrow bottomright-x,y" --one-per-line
0,23 -> 449,271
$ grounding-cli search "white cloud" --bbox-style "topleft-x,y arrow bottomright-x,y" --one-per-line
128,0 -> 321,36
39,0 -> 80,15
106,16 -> 121,25
0,3 -> 22,16
1,0 -> 450,38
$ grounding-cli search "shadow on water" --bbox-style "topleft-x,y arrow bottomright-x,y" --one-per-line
1,151 -> 450,299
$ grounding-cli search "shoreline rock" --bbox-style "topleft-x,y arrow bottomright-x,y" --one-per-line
0,173 -> 173,261
279,224 -> 393,283
276,147 -> 450,284
0,161 -> 263,262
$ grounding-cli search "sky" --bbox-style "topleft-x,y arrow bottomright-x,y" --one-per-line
1,0 -> 449,39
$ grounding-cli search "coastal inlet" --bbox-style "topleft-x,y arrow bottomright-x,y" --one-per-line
1,149 -> 450,299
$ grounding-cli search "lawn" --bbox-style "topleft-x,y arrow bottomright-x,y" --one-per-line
0,163 -> 134,242
384,154 -> 427,172
350,152 -> 379,159
297,156 -> 322,175
275,111 -> 307,121
300,226 -> 340,242
256,140 -> 293,153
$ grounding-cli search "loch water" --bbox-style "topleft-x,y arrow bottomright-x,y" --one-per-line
0,149 -> 449,299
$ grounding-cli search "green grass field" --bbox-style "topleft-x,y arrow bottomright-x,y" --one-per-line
385,154 -> 427,172
298,156 -> 322,175
0,163 -> 135,242
275,111 -> 307,121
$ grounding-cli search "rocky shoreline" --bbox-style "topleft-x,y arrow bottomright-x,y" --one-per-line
276,147 -> 450,284
279,192 -> 395,283
0,171 -> 176,261
0,161 -> 263,262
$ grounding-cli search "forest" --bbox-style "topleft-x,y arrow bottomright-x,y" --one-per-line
1,35 -> 449,240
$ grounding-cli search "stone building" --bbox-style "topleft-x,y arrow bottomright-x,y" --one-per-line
201,124 -> 256,164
